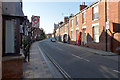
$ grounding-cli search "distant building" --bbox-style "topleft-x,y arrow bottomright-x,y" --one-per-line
46,33 -> 52,38
32,28 -> 42,40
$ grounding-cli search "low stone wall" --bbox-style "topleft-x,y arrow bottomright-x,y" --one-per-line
2,55 -> 24,79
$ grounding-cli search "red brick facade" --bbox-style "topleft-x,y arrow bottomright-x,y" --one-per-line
55,0 -> 120,54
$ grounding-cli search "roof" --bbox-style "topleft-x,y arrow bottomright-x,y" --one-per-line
2,2 -> 24,17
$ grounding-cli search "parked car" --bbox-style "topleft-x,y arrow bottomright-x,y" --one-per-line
51,38 -> 56,42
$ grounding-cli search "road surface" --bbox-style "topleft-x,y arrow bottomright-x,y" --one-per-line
38,39 -> 119,78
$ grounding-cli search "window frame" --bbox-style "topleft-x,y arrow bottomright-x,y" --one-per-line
76,16 -> 79,26
82,12 -> 86,24
92,5 -> 99,21
93,25 -> 99,43
71,19 -> 73,27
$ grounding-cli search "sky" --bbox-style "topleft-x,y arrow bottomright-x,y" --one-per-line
23,1 -> 94,34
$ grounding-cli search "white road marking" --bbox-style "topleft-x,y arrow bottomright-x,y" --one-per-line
113,70 -> 120,73
83,59 -> 90,62
72,54 -> 83,59
72,54 -> 90,62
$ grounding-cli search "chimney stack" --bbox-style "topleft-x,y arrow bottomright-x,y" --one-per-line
64,17 -> 69,23
79,2 -> 87,11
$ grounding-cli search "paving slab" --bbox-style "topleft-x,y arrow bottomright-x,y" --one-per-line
23,41 -> 63,78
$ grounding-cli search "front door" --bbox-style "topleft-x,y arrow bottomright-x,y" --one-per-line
80,32 -> 82,45
83,29 -> 87,45
76,30 -> 79,44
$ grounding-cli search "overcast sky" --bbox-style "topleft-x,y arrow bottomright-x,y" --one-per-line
23,1 -> 94,34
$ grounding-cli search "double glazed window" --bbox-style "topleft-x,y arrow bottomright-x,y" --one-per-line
93,25 -> 99,43
71,19 -> 73,27
65,25 -> 67,32
76,16 -> 79,26
93,5 -> 99,20
82,12 -> 86,24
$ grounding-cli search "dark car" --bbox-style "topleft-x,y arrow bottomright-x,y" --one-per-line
51,38 -> 56,42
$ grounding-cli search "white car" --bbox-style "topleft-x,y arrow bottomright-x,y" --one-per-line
51,38 -> 56,42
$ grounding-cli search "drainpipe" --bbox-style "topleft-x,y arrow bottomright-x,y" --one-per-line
68,20 -> 70,44
105,0 -> 108,51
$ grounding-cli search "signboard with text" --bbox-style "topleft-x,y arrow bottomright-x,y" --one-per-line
32,16 -> 40,28
106,21 -> 110,30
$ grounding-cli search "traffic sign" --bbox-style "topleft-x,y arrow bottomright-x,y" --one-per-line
106,21 -> 110,30
32,16 -> 40,28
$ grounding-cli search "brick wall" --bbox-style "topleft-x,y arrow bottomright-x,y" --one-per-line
0,0 -> 2,79
68,1 -> 120,53
2,58 -> 23,78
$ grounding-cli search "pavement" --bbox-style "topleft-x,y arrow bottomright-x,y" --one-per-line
23,41 -> 63,78
57,41 -> 118,56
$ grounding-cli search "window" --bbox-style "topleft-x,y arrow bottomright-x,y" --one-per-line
71,19 -> 73,27
93,25 -> 99,43
82,12 -> 86,24
71,31 -> 73,40
65,25 -> 66,32
5,19 -> 16,54
93,5 -> 99,20
76,16 -> 79,26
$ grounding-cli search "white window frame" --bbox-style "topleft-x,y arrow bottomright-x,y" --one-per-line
82,12 -> 86,24
76,16 -> 79,26
92,5 -> 99,21
92,23 -> 99,43
71,19 -> 73,27
65,25 -> 67,32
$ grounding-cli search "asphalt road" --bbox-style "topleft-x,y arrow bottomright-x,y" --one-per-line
38,39 -> 119,78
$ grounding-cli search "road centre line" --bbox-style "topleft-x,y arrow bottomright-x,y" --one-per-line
72,54 -> 90,62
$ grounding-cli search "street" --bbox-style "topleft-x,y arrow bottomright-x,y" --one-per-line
38,39 -> 119,78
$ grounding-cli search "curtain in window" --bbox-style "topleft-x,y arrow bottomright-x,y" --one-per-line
93,25 -> 99,43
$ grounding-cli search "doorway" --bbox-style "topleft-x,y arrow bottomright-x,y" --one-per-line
76,30 -> 79,44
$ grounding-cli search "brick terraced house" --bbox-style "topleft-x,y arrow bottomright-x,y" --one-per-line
54,0 -> 120,54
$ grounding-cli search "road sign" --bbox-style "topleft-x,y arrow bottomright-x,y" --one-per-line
106,21 -> 110,30
32,16 -> 40,28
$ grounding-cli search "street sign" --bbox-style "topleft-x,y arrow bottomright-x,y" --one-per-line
106,21 -> 110,30
32,16 -> 40,28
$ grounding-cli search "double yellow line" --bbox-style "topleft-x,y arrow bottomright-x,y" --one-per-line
40,45 -> 72,80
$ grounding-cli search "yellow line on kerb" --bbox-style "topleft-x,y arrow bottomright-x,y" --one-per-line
47,53 -> 72,80
39,45 -> 72,80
